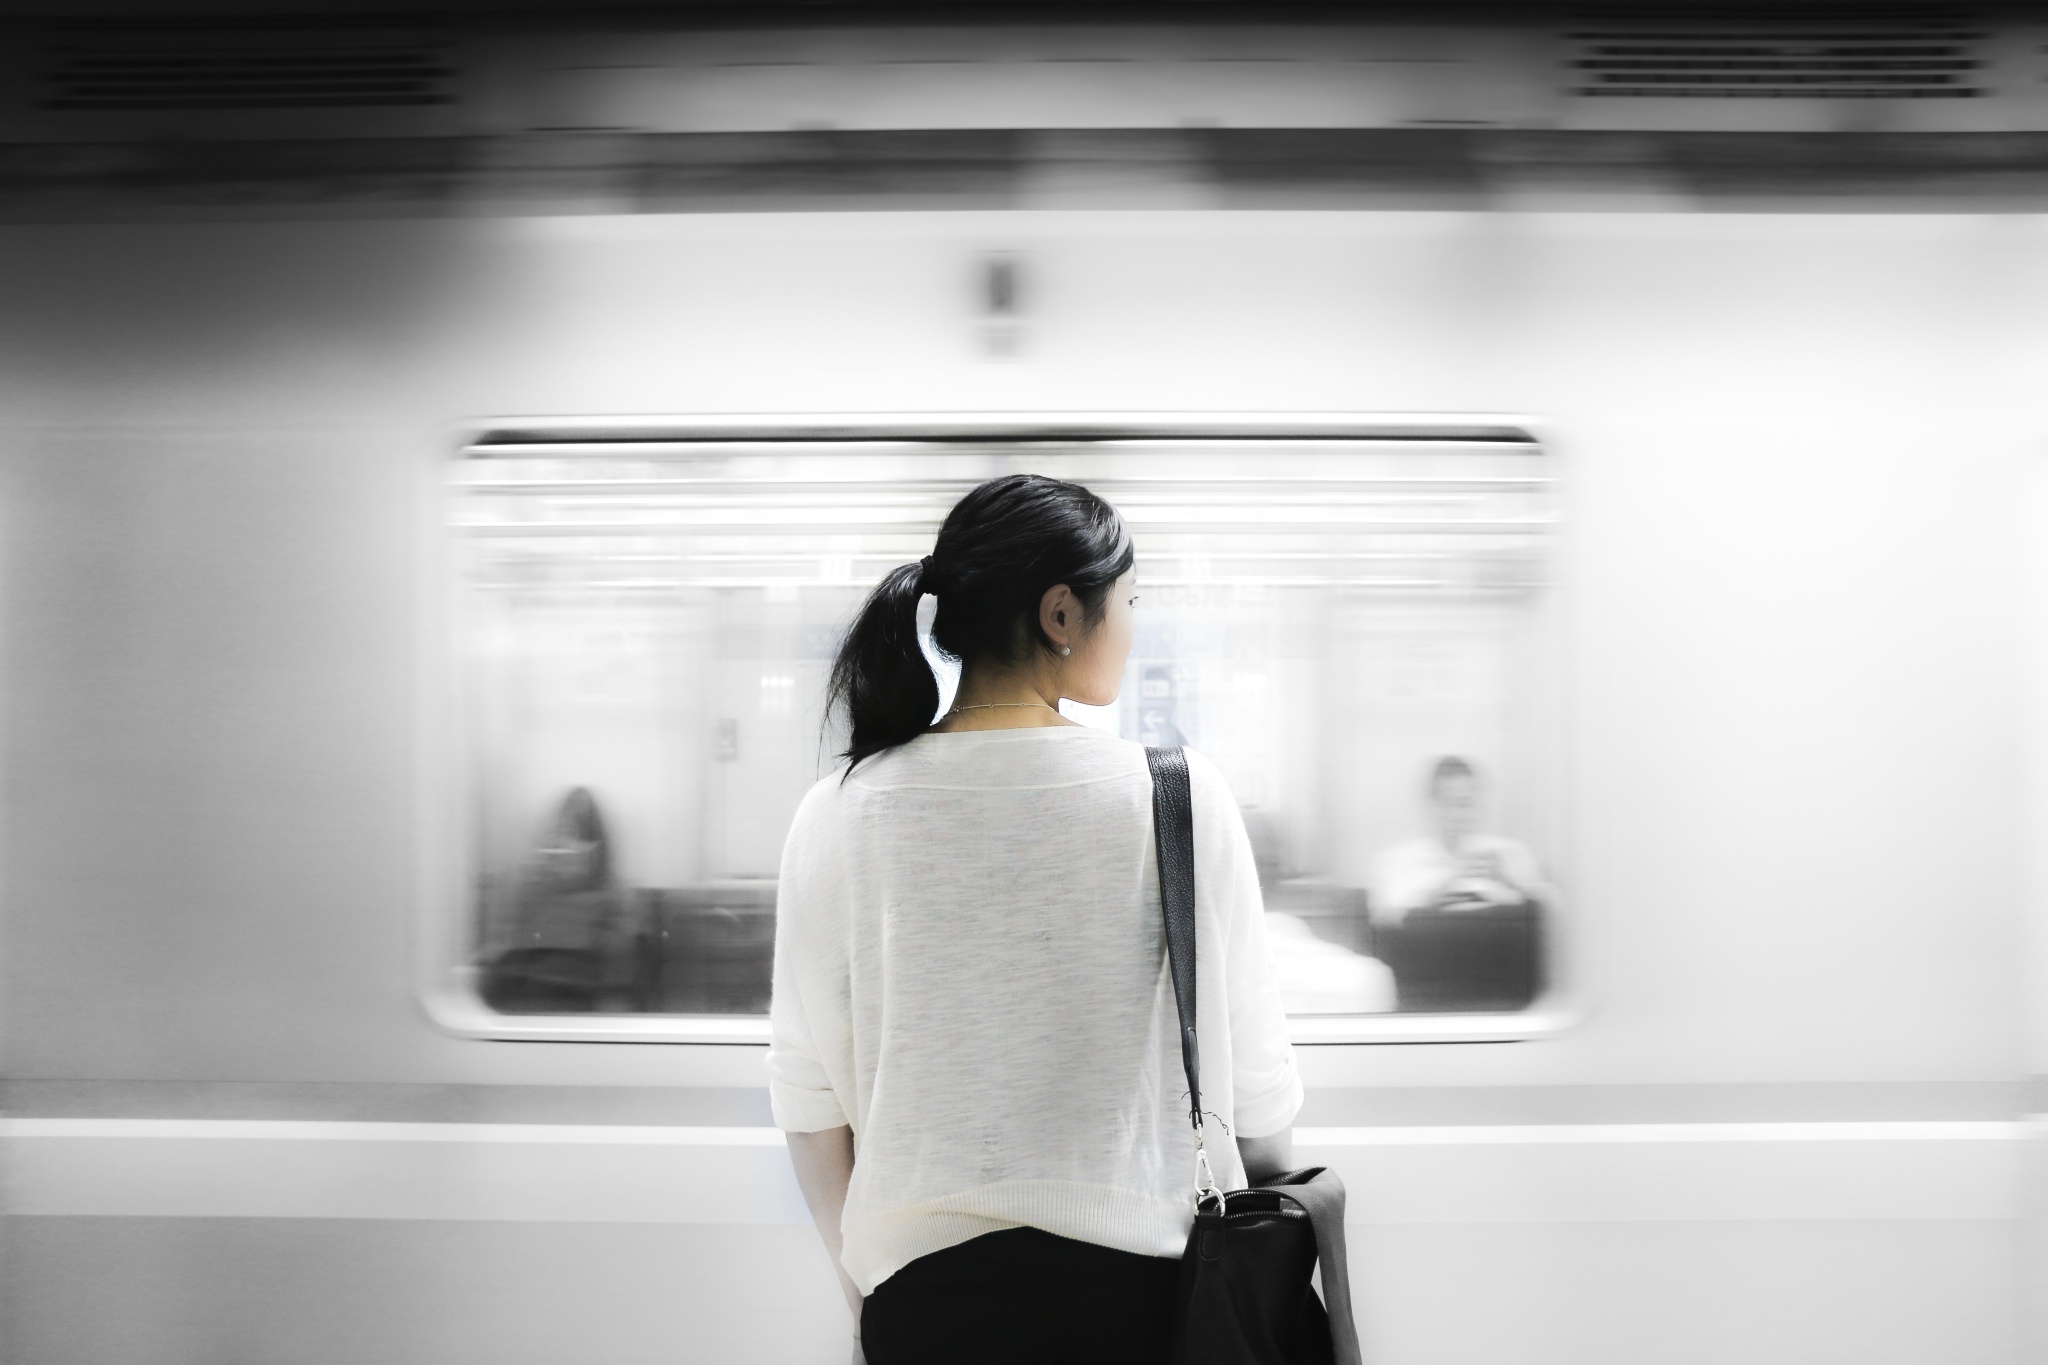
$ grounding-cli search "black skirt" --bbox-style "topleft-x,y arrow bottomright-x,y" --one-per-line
861,1226 -> 1181,1365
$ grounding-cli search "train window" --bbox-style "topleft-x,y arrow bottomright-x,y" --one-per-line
428,419 -> 1568,1043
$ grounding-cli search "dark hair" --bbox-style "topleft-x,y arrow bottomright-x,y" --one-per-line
1428,756 -> 1477,796
827,473 -> 1135,771
548,786 -> 611,889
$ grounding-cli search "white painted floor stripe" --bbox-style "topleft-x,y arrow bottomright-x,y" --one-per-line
6,1116 -> 2029,1224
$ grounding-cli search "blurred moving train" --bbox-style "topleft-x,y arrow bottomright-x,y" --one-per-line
457,419 -> 1560,1029
3,5 -> 2047,1364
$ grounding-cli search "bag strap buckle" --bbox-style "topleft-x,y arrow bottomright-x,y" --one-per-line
1192,1134 -> 1226,1215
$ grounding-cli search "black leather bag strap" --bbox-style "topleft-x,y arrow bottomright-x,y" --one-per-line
1275,1172 -> 1365,1365
1145,745 -> 1202,1131
1149,745 -> 1365,1365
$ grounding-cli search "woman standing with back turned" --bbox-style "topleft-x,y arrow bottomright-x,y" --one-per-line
769,474 -> 1303,1365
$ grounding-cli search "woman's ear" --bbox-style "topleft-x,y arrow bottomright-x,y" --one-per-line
1039,583 -> 1074,650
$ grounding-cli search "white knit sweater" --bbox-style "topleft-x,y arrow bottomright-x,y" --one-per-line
766,726 -> 1304,1295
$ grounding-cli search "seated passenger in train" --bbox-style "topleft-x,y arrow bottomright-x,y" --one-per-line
480,787 -> 634,1013
1263,912 -> 1398,1015
1370,756 -> 1549,925
1245,803 -> 1397,1014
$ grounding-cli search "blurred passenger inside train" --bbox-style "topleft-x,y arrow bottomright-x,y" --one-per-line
1370,756 -> 1549,925
480,786 -> 633,1013
768,474 -> 1301,1365
1245,801 -> 1396,1014
1262,909 -> 1397,1014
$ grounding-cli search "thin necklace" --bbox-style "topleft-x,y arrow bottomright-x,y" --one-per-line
946,701 -> 1059,715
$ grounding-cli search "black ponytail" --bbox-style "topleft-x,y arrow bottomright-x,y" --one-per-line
825,561 -> 939,773
827,473 -> 1134,772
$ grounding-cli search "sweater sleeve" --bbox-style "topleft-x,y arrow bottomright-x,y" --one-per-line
1187,750 -> 1304,1141
765,781 -> 852,1134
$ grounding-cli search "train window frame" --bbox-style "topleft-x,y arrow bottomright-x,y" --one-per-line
417,414 -> 1583,1046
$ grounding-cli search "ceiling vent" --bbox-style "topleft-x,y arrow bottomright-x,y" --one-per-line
1570,18 -> 1986,98
38,18 -> 454,111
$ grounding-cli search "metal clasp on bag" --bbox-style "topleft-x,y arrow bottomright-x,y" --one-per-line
1192,1133 -> 1226,1216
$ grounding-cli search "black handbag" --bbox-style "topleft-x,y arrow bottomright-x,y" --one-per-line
1146,746 -> 1364,1365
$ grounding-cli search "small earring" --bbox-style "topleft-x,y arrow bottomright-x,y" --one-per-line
1060,646 -> 1072,656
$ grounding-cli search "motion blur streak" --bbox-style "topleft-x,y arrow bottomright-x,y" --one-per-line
3,1117 -> 2023,1144
0,1119 -> 792,1143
